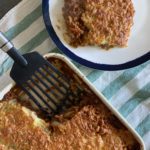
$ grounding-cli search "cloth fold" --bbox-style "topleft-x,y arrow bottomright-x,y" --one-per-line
0,0 -> 150,149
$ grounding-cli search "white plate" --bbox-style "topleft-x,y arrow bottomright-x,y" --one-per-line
42,0 -> 150,70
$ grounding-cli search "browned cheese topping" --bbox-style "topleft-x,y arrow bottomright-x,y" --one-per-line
0,99 -> 140,150
63,0 -> 135,49
1,83 -> 140,150
0,101 -> 51,150
49,104 -> 139,150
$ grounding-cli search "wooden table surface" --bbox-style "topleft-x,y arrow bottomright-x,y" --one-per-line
0,0 -> 21,19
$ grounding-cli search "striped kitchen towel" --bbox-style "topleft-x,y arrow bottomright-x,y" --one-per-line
0,0 -> 150,149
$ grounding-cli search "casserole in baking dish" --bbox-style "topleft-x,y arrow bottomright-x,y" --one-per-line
0,53 -> 145,150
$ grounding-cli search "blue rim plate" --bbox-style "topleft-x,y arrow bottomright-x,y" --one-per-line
42,0 -> 150,71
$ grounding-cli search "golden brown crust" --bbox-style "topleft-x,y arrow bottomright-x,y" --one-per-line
0,98 -> 140,150
63,0 -> 135,49
1,87 -> 140,149
0,101 -> 51,150
50,105 -> 139,150
49,105 -> 104,150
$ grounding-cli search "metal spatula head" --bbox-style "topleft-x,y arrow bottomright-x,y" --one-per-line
0,32 -> 82,118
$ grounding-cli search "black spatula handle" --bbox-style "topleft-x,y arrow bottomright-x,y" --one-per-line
0,32 -> 28,67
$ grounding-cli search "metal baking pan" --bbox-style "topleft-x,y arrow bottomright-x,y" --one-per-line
0,53 -> 145,150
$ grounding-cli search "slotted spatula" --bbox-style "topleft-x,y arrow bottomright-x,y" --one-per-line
0,32 -> 81,117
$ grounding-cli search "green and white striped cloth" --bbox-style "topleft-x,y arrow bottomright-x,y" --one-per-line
0,0 -> 150,149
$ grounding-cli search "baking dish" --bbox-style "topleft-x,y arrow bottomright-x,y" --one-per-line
0,53 -> 145,150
